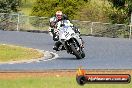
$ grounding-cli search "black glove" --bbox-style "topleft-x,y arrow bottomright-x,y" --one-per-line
60,24 -> 65,27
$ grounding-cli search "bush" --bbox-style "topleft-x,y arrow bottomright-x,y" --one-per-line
31,0 -> 130,24
74,0 -> 111,22
31,0 -> 86,19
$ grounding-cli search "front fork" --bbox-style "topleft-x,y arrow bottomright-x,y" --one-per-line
74,36 -> 83,48
60,41 -> 72,54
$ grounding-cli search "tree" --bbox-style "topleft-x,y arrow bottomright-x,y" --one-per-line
31,0 -> 86,19
126,0 -> 132,15
0,0 -> 21,13
108,0 -> 130,24
109,0 -> 125,8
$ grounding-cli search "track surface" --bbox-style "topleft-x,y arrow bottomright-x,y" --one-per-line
0,30 -> 132,70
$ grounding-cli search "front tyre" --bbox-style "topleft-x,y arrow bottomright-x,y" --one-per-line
81,49 -> 85,58
70,43 -> 83,59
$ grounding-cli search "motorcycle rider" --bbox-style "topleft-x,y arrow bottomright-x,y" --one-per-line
49,11 -> 83,51
49,11 -> 70,35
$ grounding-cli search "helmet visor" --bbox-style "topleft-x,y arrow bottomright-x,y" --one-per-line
56,14 -> 62,20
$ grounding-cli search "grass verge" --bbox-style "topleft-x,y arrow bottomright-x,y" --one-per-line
0,44 -> 43,62
0,77 -> 131,88
0,70 -> 131,88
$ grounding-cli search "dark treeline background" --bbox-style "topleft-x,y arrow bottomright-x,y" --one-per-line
0,0 -> 132,24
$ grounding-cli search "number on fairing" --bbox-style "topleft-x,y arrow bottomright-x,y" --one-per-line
64,31 -> 70,38
63,27 -> 70,38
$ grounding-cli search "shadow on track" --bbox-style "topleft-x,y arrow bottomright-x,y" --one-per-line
57,57 -> 86,60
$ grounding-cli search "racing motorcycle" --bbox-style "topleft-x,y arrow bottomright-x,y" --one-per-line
55,20 -> 85,59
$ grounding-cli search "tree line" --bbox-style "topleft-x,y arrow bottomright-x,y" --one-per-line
0,0 -> 132,24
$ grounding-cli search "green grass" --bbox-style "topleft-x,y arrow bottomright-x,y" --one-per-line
0,76 -> 131,88
0,44 -> 43,62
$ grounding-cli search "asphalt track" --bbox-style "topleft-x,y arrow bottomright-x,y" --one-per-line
0,30 -> 132,71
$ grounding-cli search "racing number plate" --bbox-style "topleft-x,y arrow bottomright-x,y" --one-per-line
63,27 -> 70,38
64,30 -> 70,38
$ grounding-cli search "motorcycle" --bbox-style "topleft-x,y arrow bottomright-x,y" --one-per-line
56,20 -> 85,59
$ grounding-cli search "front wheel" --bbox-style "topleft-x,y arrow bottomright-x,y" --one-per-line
81,49 -> 85,58
70,43 -> 84,59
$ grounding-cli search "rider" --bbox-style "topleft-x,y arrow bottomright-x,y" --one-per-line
49,11 -> 83,51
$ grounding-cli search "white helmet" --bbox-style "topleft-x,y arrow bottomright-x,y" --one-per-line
56,11 -> 63,20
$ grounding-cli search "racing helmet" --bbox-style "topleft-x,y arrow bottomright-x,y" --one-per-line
56,11 -> 63,20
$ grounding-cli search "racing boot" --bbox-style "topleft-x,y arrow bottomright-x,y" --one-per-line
59,45 -> 66,50
53,41 -> 62,51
